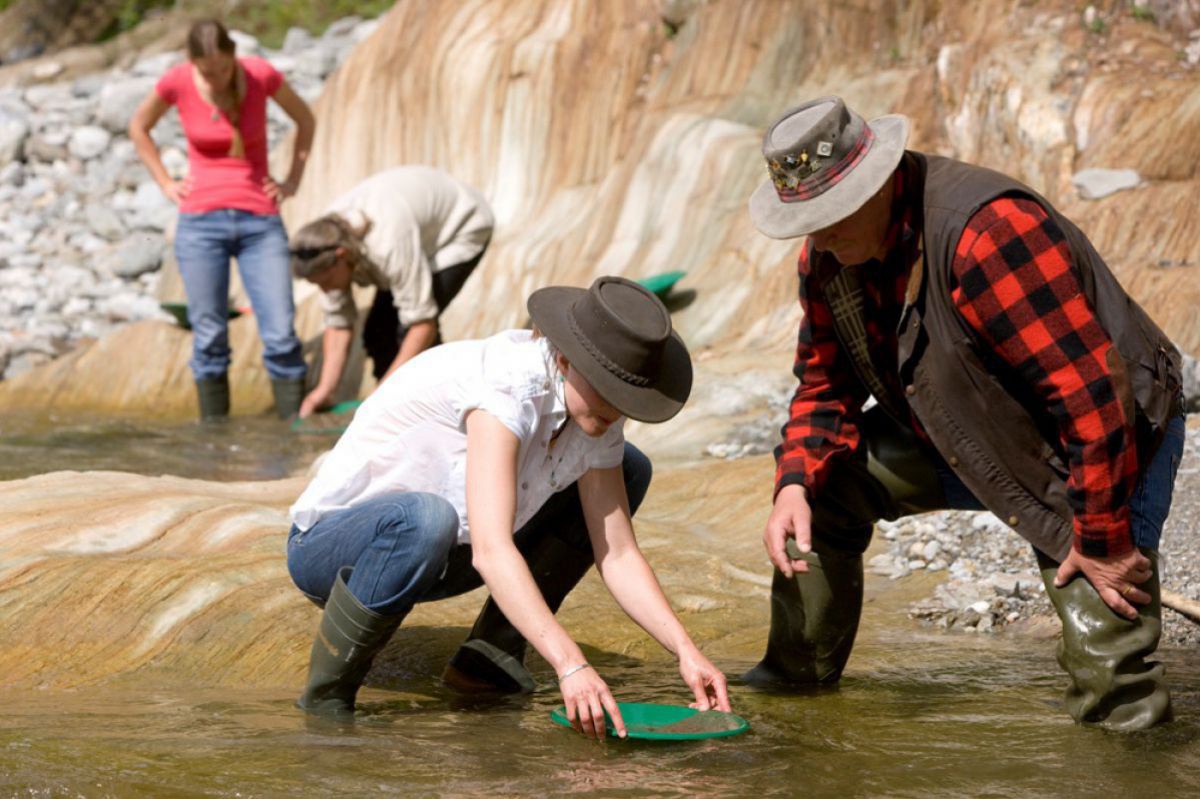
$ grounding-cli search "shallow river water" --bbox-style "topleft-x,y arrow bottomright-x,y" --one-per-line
1,416 -> 1196,797
2,632 -> 1197,797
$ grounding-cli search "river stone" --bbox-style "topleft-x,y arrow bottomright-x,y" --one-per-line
282,26 -> 314,53
24,131 -> 68,163
86,204 -> 126,240
1071,168 -> 1142,200
104,232 -> 166,278
95,77 -> 157,133
1180,349 -> 1200,413
68,126 -> 113,161
230,30 -> 262,57
0,109 -> 30,165
131,52 -> 181,77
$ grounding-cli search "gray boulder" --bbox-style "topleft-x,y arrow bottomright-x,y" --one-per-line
68,126 -> 113,161
103,232 -> 167,279
86,204 -> 126,240
94,77 -> 157,134
0,108 -> 30,165
1071,167 -> 1142,200
1181,348 -> 1200,413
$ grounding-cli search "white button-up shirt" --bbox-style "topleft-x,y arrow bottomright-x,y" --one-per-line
289,330 -> 626,544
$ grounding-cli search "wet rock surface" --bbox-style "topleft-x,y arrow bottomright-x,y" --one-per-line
0,17 -> 380,381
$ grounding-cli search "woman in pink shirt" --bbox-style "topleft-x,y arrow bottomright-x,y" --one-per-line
129,19 -> 315,420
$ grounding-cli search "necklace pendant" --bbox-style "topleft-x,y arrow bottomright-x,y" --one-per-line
210,109 -> 220,122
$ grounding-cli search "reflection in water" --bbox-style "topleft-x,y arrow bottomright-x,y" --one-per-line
0,643 -> 1196,797
0,411 -> 335,481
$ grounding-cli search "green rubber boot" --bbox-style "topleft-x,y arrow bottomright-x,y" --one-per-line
1037,548 -> 1172,731
195,376 -> 230,421
743,542 -> 864,686
443,535 -> 592,693
270,377 -> 306,419
297,567 -> 405,719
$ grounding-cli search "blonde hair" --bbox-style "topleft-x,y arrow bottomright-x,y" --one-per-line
289,213 -> 374,278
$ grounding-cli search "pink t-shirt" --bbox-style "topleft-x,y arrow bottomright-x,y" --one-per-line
156,57 -> 283,215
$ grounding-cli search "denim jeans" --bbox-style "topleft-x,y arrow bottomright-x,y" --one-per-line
934,412 -> 1186,551
174,210 -> 306,381
286,442 -> 653,615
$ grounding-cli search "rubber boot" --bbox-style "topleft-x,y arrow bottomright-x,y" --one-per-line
1037,548 -> 1172,731
195,376 -> 230,421
442,535 -> 593,693
297,567 -> 405,718
743,541 -> 864,686
270,377 -> 306,419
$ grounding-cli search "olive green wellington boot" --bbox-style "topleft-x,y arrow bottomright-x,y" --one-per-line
743,542 -> 864,686
297,567 -> 406,719
270,377 -> 306,419
1037,549 -> 1172,731
195,376 -> 230,421
442,536 -> 593,693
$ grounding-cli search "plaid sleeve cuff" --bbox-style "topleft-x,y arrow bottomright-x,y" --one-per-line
1074,508 -> 1134,557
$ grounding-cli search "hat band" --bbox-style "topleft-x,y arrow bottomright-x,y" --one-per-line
568,315 -> 651,388
771,125 -> 875,204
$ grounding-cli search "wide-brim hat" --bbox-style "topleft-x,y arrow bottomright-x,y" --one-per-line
527,276 -> 692,423
748,96 -> 910,239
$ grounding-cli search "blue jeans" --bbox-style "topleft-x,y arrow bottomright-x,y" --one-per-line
287,443 -> 653,615
935,413 -> 1187,551
174,210 -> 306,381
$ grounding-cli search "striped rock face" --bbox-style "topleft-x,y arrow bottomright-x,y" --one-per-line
3,0 -> 1196,416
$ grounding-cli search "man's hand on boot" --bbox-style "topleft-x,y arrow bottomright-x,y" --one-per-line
765,484 -> 813,577
1054,547 -> 1153,620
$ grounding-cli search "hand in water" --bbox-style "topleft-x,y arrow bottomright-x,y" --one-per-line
677,645 -> 731,712
559,664 -> 626,740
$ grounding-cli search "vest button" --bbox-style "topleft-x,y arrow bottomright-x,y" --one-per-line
521,482 -> 528,490
948,456 -> 959,467
1008,515 -> 1019,527
905,385 -> 916,396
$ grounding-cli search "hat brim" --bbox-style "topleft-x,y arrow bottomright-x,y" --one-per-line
527,287 -> 693,424
748,114 -> 911,240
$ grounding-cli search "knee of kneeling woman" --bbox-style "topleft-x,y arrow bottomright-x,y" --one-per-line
622,443 -> 653,515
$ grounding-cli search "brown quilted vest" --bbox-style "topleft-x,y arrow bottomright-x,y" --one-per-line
815,153 -> 1182,560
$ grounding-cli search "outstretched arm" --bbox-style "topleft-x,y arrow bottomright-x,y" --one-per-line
465,410 -> 627,738
579,465 -> 731,712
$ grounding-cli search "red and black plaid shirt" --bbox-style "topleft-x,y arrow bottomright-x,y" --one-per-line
775,164 -> 1139,557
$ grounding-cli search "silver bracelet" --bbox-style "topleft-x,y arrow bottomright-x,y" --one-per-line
557,663 -> 592,684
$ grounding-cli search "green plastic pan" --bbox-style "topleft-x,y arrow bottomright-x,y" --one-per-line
634,271 -> 686,299
289,400 -> 363,435
160,302 -> 245,330
550,702 -> 749,741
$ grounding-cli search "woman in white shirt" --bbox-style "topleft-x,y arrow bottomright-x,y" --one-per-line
288,166 -> 494,417
287,276 -> 730,736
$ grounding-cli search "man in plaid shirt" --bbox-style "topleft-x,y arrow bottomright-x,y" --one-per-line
745,97 -> 1185,731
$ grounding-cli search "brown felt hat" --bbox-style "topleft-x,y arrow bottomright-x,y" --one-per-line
749,96 -> 910,239
527,276 -> 692,423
